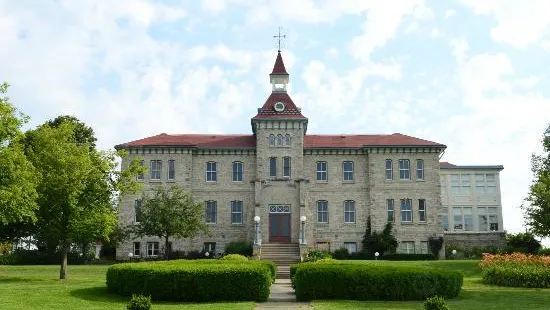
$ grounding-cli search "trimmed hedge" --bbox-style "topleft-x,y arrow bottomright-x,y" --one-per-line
382,254 -> 436,261
0,249 -> 92,265
482,265 -> 550,288
293,262 -> 463,301
107,259 -> 273,302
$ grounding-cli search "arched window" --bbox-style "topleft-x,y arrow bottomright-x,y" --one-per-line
277,134 -> 283,146
269,135 -> 275,147
285,134 -> 291,146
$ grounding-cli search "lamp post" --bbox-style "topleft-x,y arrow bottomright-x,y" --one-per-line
254,216 -> 261,245
300,215 -> 307,245
128,253 -> 133,261
451,249 -> 457,259
374,252 -> 379,260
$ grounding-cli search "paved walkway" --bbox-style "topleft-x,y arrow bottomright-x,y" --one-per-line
254,279 -> 312,309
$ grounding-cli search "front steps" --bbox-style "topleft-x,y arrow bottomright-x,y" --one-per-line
260,243 -> 301,279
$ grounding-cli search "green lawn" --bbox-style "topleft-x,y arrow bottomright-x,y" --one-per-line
1,261 -> 550,309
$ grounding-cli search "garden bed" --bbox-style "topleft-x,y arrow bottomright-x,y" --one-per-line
480,253 -> 550,288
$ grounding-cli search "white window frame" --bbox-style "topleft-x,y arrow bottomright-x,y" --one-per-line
486,174 -> 496,193
416,159 -> 424,180
400,199 -> 412,222
401,241 -> 415,254
317,200 -> 328,223
418,199 -> 426,222
269,157 -> 277,178
343,161 -> 354,181
385,159 -> 393,180
133,242 -> 141,256
204,242 -> 216,252
137,160 -> 144,180
387,199 -> 394,222
232,161 -> 243,182
205,200 -> 217,224
283,156 -> 291,178
206,161 -> 217,182
150,160 -> 162,180
453,206 -> 473,231
146,242 -> 159,257
441,213 -> 449,231
344,200 -> 356,223
399,159 -> 410,180
134,199 -> 142,224
168,159 -> 175,181
344,242 -> 357,254
277,134 -> 283,146
230,200 -> 243,224
316,161 -> 328,181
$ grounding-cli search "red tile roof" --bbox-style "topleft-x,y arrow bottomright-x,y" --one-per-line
252,92 -> 307,119
117,133 -> 445,149
440,162 -> 457,168
271,51 -> 288,75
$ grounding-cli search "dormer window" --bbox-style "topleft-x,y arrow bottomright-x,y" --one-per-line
274,101 -> 285,112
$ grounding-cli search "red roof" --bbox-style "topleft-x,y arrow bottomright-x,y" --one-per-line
252,92 -> 307,119
440,162 -> 457,168
117,133 -> 445,149
271,51 -> 288,75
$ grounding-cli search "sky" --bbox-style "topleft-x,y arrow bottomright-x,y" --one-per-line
1,0 -> 549,239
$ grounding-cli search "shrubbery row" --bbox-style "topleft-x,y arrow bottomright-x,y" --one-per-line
480,253 -> 550,288
106,259 -> 275,302
292,262 -> 463,301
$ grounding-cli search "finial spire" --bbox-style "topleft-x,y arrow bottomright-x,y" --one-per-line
273,27 -> 286,52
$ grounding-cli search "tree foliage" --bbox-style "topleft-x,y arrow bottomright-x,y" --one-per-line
505,232 -> 542,254
133,185 -> 208,258
0,82 -> 38,227
361,216 -> 398,258
523,124 -> 550,237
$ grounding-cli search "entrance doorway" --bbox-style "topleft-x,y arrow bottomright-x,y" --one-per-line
268,205 -> 291,243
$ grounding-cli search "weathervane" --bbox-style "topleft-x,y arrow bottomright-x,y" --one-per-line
274,27 -> 286,52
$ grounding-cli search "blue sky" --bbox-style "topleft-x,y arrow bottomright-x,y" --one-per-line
1,0 -> 549,238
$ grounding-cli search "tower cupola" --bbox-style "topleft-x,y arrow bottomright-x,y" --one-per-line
270,51 -> 289,92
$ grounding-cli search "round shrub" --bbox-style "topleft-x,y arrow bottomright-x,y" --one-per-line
127,294 -> 151,310
424,296 -> 449,310
294,262 -> 463,301
220,254 -> 248,261
332,248 -> 350,260
107,260 -> 272,302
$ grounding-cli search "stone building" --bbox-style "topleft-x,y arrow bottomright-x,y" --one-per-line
114,51 -> 501,260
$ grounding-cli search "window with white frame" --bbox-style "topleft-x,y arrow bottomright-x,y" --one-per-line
400,199 -> 413,222
134,199 -> 142,223
450,174 -> 471,193
232,161 -> 243,182
461,174 -> 471,192
453,207 -> 472,231
450,174 -> 460,193
486,174 -> 496,193
285,134 -> 291,146
133,242 -> 141,256
147,242 -> 159,257
283,157 -> 291,178
231,201 -> 243,224
343,161 -> 354,181
317,200 -> 328,223
137,160 -> 144,180
344,200 -> 355,223
168,159 -> 175,180
478,206 -> 499,231
387,199 -> 394,222
399,159 -> 410,180
205,200 -> 217,224
416,159 -> 424,180
206,161 -> 217,182
475,174 -> 485,194
441,213 -> 449,231
420,241 -> 429,254
418,199 -> 426,222
488,207 -> 498,231
344,242 -> 357,253
277,134 -> 283,146
269,157 -> 277,177
385,159 -> 393,180
269,135 -> 275,147
400,241 -> 415,254
316,161 -> 327,181
204,242 -> 216,252
150,160 -> 162,180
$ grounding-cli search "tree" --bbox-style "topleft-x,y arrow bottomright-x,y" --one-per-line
134,185 -> 208,259
362,216 -> 398,258
523,124 -> 550,237
25,119 -> 143,279
506,232 -> 542,254
0,82 -> 38,229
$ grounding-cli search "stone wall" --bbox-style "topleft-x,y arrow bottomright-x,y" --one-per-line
444,232 -> 506,251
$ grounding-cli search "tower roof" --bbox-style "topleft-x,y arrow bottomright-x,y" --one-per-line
252,92 -> 306,120
270,51 -> 288,75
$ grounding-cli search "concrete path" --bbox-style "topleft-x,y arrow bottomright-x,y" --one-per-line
254,279 -> 313,309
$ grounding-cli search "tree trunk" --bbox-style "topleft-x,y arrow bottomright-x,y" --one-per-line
164,236 -> 170,259
59,242 -> 68,280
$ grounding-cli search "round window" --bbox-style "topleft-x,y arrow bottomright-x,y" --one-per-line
274,101 -> 285,112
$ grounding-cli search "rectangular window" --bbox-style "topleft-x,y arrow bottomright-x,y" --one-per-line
488,207 -> 499,231
343,161 -> 354,181
133,242 -> 141,256
150,160 -> 162,180
441,214 -> 449,231
418,199 -> 426,222
464,207 -> 473,231
399,159 -> 410,180
344,242 -> 357,254
476,174 -> 485,194
231,201 -> 243,224
205,201 -> 217,224
283,157 -> 291,178
453,207 -> 472,231
316,161 -> 328,181
269,157 -> 277,177
316,242 -> 330,251
147,242 -> 159,257
317,200 -> 328,223
168,160 -> 175,180
400,241 -> 415,254
451,175 -> 460,193
387,199 -> 394,222
486,174 -> 496,193
453,207 -> 463,229
461,174 -> 471,193
416,159 -> 424,180
344,200 -> 355,223
400,199 -> 412,222
134,199 -> 142,223
206,162 -> 217,182
137,160 -> 144,180
232,161 -> 243,182
204,242 -> 216,252
420,241 -> 429,254
385,159 -> 393,180
478,207 -> 488,231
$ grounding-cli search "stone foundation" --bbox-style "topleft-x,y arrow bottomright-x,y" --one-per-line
444,232 -> 506,251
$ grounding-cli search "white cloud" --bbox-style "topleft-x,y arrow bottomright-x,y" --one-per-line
541,40 -> 550,51
444,9 -> 456,18
449,38 -> 469,63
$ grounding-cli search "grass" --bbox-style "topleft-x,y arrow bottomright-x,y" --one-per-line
2,260 -> 550,309
311,260 -> 550,310
0,265 -> 254,309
